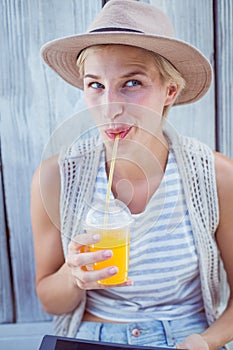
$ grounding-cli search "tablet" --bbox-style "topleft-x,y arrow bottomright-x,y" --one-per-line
39,334 -> 176,350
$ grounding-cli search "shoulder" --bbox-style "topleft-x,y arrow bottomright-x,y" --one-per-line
164,123 -> 213,156
167,129 -> 214,161
214,152 -> 233,233
61,133 -> 103,159
214,153 -> 233,291
31,154 -> 60,229
214,151 -> 233,194
32,154 -> 60,197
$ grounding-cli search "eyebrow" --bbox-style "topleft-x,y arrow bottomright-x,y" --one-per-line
84,71 -> 148,80
84,74 -> 100,79
121,70 -> 148,78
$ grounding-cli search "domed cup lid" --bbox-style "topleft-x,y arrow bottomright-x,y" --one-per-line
85,199 -> 133,230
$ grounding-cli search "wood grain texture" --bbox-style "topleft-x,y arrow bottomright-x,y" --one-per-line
0,1 -> 232,345
0,154 -> 13,323
1,0 -> 102,323
0,321 -> 52,350
150,0 -> 215,148
215,0 -> 233,158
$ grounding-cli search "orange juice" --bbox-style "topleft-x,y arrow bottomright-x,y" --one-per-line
89,228 -> 130,285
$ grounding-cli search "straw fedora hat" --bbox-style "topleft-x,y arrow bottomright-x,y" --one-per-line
41,0 -> 212,106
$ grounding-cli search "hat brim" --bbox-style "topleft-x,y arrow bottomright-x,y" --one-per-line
41,32 -> 212,106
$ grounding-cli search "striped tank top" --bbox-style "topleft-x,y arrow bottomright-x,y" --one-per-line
86,149 -> 204,322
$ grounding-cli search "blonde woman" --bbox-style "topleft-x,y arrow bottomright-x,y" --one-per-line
31,1 -> 233,349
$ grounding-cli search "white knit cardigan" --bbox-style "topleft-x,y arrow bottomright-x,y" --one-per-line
54,122 -> 228,338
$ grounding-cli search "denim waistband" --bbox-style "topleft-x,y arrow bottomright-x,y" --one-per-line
76,312 -> 210,348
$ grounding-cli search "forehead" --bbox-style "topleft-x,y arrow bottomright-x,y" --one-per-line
83,44 -> 157,68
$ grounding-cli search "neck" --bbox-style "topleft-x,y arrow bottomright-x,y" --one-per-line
105,131 -> 169,181
104,131 -> 169,213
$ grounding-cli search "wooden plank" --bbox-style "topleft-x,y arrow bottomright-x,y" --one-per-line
1,0 -> 231,335
215,0 -> 233,158
0,321 -> 52,350
1,0 -> 102,323
149,0 -> 215,149
0,150 -> 13,323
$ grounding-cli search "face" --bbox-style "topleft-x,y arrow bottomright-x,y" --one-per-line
83,45 -> 177,151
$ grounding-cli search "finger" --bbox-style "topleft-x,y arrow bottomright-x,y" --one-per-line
68,233 -> 101,253
66,249 -> 113,268
83,263 -> 94,271
72,233 -> 101,245
102,279 -> 134,288
74,265 -> 119,289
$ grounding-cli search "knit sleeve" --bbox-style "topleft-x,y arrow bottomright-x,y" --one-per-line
164,121 -> 228,325
58,134 -> 103,256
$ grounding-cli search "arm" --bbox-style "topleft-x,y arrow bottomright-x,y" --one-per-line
201,152 -> 233,349
178,151 -> 233,350
31,155 -> 84,315
31,156 -> 130,315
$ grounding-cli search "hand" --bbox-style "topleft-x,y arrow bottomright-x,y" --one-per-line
66,233 -> 133,290
176,334 -> 209,350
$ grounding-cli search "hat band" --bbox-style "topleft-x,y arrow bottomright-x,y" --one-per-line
90,27 -> 143,33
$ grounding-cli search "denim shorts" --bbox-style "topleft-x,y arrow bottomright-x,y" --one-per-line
76,311 -> 211,348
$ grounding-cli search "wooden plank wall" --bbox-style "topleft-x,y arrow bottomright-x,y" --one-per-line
155,0 -> 232,158
1,1 -> 102,348
152,0 -> 216,148
0,153 -> 13,323
0,0 -> 232,349
215,0 -> 233,158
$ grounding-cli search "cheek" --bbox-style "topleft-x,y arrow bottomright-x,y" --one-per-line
85,103 -> 106,128
146,94 -> 166,116
130,91 -> 161,112
84,90 -> 95,107
84,92 -> 104,122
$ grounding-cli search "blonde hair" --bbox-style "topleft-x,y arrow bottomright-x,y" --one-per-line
77,45 -> 185,117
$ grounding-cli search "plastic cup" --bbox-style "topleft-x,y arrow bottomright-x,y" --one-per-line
84,199 -> 133,285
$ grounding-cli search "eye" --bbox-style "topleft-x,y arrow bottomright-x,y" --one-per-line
125,80 -> 141,87
89,82 -> 104,89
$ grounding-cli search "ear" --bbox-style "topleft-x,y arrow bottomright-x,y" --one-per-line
164,83 -> 178,106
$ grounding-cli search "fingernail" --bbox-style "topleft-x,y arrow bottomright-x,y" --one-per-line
125,280 -> 134,286
92,234 -> 101,241
109,267 -> 118,275
103,250 -> 112,258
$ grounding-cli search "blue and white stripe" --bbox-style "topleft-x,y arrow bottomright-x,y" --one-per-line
87,149 -> 203,322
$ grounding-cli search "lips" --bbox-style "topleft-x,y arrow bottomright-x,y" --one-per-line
105,126 -> 132,139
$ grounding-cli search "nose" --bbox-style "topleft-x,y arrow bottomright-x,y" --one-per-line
103,89 -> 124,120
103,102 -> 124,121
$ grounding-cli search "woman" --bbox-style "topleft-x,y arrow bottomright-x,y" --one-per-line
31,1 -> 233,349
